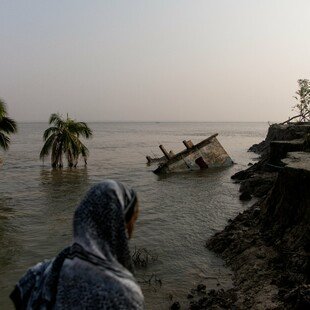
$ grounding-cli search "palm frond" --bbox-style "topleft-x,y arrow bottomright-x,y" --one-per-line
80,126 -> 92,139
77,139 -> 89,156
40,133 -> 57,159
42,113 -> 92,167
75,122 -> 93,138
53,139 -> 63,167
43,126 -> 60,141
66,121 -> 92,138
66,132 -> 81,157
49,113 -> 64,127
0,132 -> 10,150
0,100 -> 17,150
0,99 -> 7,117
0,116 -> 18,134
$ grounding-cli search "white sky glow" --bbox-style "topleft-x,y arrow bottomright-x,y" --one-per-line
1,0 -> 310,122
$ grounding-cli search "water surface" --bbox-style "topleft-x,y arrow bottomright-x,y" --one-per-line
0,122 -> 267,308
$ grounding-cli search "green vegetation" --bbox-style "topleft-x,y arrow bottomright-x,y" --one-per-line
282,79 -> 310,124
293,79 -> 310,122
0,99 -> 17,151
40,113 -> 93,168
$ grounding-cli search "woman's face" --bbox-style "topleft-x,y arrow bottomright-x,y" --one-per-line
126,202 -> 139,239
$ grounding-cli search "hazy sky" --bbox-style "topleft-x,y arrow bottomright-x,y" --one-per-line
1,1 -> 309,122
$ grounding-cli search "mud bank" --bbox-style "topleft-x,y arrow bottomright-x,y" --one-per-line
207,152 -> 310,309
232,123 -> 310,202
182,124 -> 310,309
248,123 -> 310,155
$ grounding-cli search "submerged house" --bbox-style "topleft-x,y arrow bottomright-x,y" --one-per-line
147,134 -> 233,175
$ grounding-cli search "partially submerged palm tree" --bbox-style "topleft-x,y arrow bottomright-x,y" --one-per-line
40,113 -> 92,168
0,99 -> 17,151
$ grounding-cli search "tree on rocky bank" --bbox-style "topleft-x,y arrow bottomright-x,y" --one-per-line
293,79 -> 310,121
282,79 -> 310,124
0,98 -> 17,151
40,113 -> 93,168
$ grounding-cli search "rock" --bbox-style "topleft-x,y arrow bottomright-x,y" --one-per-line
255,251 -> 266,259
239,172 -> 277,198
231,169 -> 252,180
170,301 -> 181,310
282,285 -> 310,309
248,141 -> 268,154
207,289 -> 216,296
190,288 -> 196,294
187,288 -> 237,309
197,284 -> 206,292
248,123 -> 310,155
252,207 -> 260,217
235,124 -> 309,183
239,191 -> 252,201
189,302 -> 201,310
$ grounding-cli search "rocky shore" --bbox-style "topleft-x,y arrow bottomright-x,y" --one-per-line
179,123 -> 310,309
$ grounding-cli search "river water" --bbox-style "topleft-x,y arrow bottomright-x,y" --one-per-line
0,122 -> 267,308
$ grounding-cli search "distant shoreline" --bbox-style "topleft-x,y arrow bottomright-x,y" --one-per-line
15,120 -> 271,124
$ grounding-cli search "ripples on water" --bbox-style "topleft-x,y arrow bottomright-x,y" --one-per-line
0,122 -> 267,308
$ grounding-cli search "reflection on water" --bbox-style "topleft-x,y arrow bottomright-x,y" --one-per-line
0,198 -> 20,275
40,167 -> 89,185
0,198 -> 15,220
40,167 -> 90,201
155,165 -> 231,181
0,122 -> 267,309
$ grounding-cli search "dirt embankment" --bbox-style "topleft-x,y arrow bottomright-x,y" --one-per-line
181,123 -> 310,310
207,153 -> 310,309
232,123 -> 310,202
248,123 -> 310,155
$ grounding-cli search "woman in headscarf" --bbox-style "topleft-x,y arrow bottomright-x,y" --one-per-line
10,180 -> 144,309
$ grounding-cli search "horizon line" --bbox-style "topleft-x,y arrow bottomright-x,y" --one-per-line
16,120 -> 274,124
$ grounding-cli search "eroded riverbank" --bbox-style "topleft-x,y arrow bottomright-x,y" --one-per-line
181,123 -> 310,309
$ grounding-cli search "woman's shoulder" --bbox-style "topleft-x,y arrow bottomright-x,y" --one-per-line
59,256 -> 139,289
56,258 -> 144,308
10,259 -> 52,308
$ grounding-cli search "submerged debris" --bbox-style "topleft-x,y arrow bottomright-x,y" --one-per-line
147,134 -> 233,174
138,273 -> 163,293
131,247 -> 158,268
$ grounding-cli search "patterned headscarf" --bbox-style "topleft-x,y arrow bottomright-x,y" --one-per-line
10,180 -> 144,309
73,180 -> 138,271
